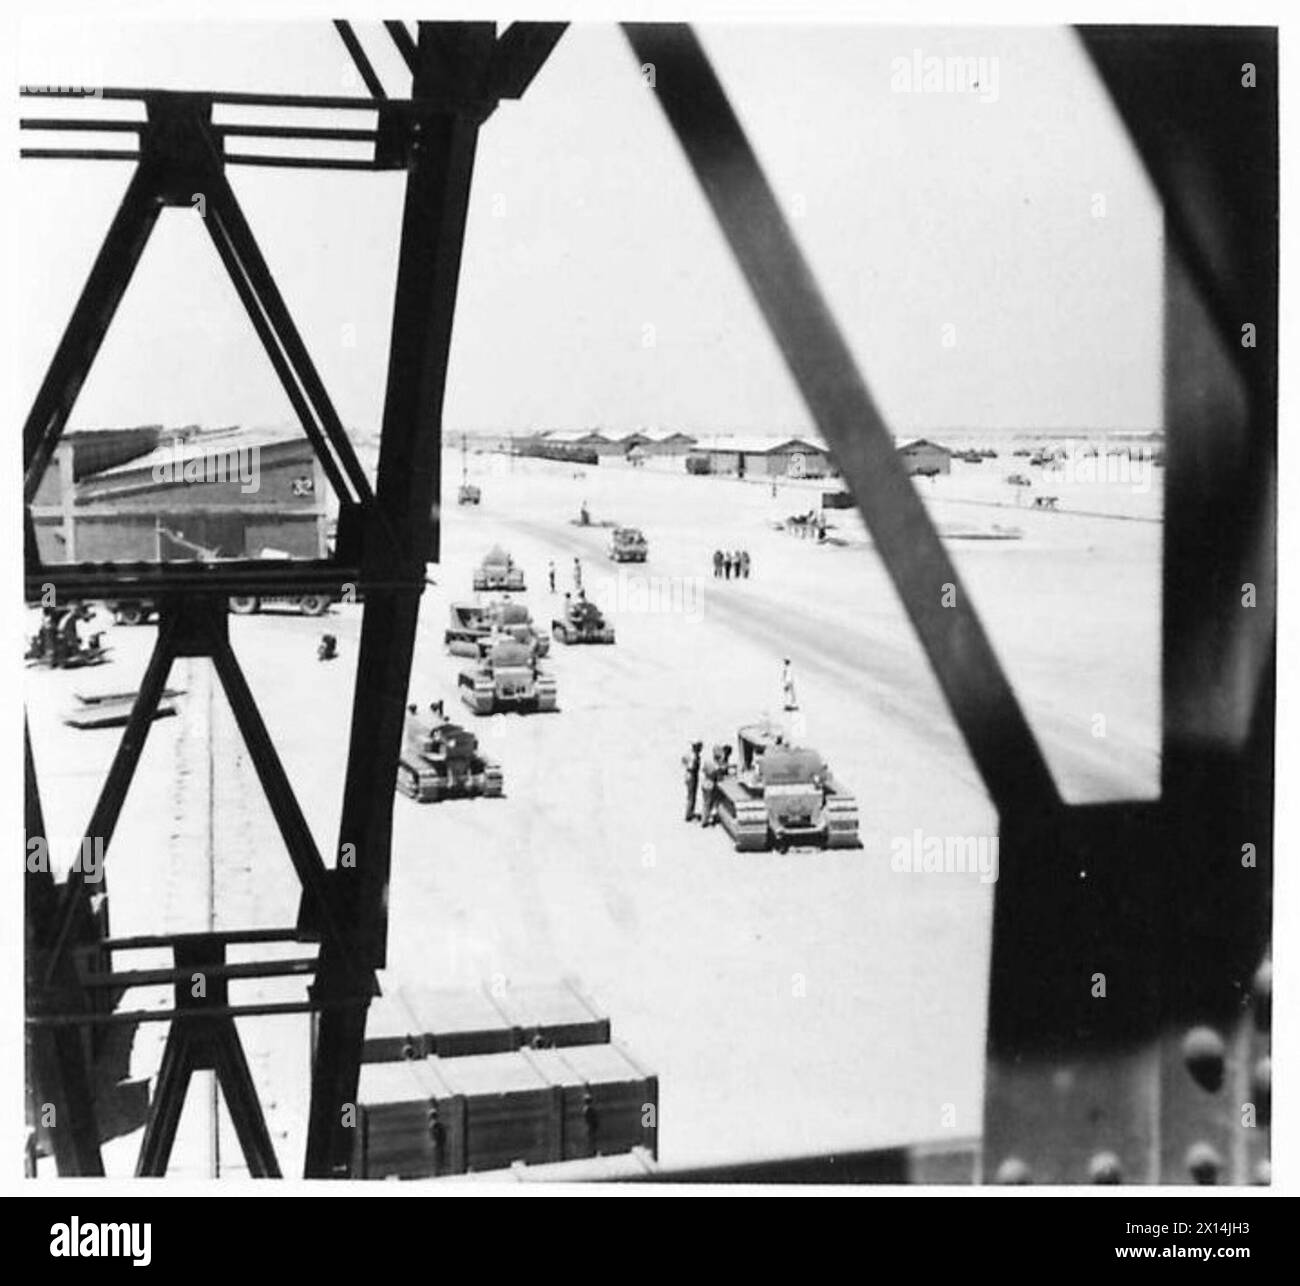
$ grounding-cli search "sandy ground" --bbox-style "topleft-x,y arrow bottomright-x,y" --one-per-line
26,445 -> 1161,1177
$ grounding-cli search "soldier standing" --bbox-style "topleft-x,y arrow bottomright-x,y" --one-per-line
573,556 -> 583,591
548,560 -> 556,593
713,549 -> 723,578
740,549 -> 751,578
682,740 -> 703,821
55,604 -> 80,666
701,745 -> 725,827
782,657 -> 799,712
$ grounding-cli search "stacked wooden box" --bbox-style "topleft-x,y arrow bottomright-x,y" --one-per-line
352,981 -> 657,1179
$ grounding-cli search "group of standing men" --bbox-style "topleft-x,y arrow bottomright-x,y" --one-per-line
712,549 -> 751,579
547,557 -> 583,594
682,740 -> 733,826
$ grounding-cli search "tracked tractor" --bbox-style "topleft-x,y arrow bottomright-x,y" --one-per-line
487,600 -> 549,657
26,606 -> 112,670
472,545 -> 525,592
608,526 -> 648,562
458,638 -> 558,716
445,600 -> 549,659
445,603 -> 489,657
552,596 -> 615,645
712,723 -> 860,852
396,703 -> 503,801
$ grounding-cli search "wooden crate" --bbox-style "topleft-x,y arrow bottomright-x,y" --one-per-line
495,982 -> 610,1050
362,988 -> 512,1064
430,1053 -> 564,1173
361,981 -> 608,1064
526,1044 -> 658,1160
353,1060 -> 460,1179
355,1053 -> 561,1179
354,1043 -> 658,1179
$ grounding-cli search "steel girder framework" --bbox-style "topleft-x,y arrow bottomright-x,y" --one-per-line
23,20 -> 567,1178
24,21 -> 1274,1182
619,23 -> 1274,1185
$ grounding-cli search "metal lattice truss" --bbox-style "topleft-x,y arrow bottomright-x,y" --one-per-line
23,22 -> 1273,1182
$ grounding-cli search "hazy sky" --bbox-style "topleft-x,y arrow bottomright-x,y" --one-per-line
17,21 -> 1163,437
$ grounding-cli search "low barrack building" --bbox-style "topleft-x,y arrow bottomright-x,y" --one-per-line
691,434 -> 830,478
32,426 -> 329,563
896,437 -> 952,477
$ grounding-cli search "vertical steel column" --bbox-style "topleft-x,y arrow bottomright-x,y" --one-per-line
983,29 -> 1276,1184
26,722 -> 105,1176
304,22 -> 498,1179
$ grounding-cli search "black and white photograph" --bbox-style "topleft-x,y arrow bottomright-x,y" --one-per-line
7,0 -> 1293,1237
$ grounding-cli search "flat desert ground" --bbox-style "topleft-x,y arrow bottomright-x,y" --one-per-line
26,445 -> 1162,1177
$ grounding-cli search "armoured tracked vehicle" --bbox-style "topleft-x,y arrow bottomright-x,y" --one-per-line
472,545 -> 525,592
458,638 -> 558,715
396,704 -> 503,801
445,600 -> 549,659
713,723 -> 859,852
552,596 -> 615,645
457,483 -> 481,505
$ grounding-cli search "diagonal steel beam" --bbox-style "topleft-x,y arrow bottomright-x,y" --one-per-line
622,24 -> 1058,816
490,23 -> 567,99
205,624 -> 362,971
203,186 -> 357,507
333,20 -> 388,101
43,614 -> 180,987
1079,28 -> 1277,400
199,155 -> 375,509
23,166 -> 162,501
384,20 -> 418,75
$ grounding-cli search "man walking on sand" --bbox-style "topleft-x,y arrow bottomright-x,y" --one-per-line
782,657 -> 799,712
548,559 -> 556,593
573,556 -> 583,591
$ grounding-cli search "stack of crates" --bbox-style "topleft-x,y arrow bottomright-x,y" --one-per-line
349,981 -> 658,1179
